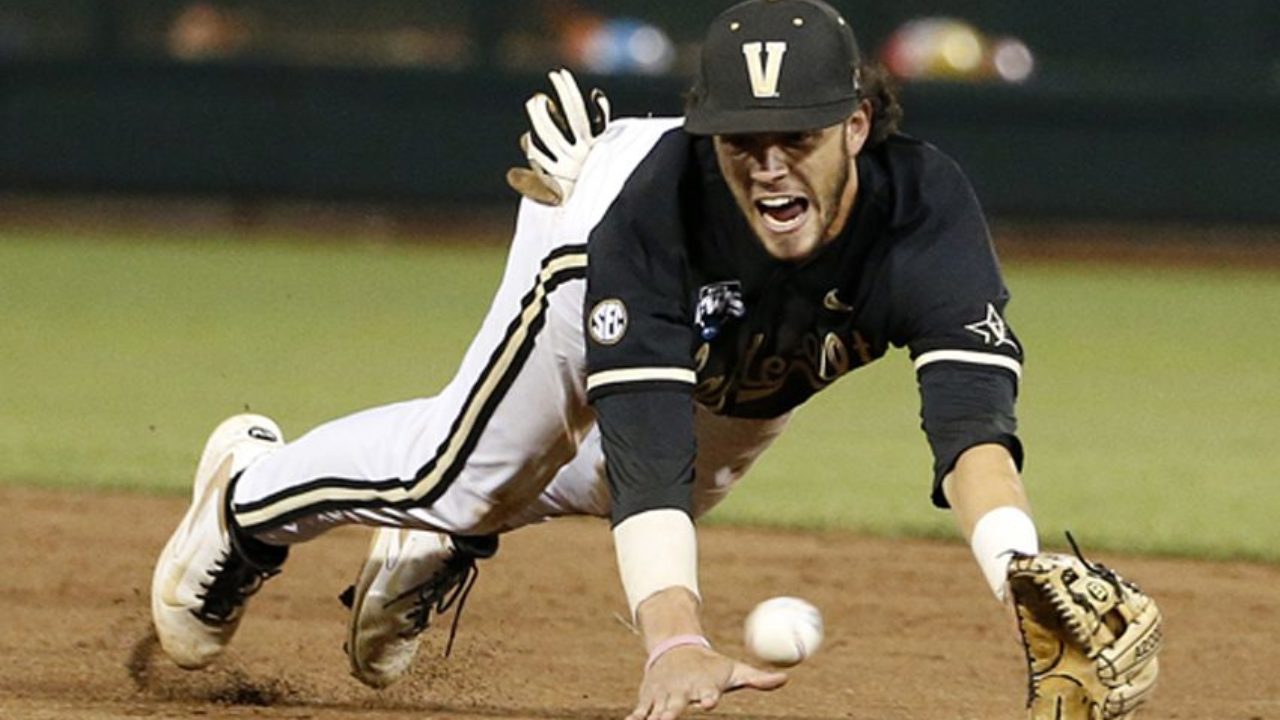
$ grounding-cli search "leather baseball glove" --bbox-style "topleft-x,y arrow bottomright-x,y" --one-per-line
1006,537 -> 1163,720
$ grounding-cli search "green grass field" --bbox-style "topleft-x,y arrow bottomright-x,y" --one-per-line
3,229 -> 1277,561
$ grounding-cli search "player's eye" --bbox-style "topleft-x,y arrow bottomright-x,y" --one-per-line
719,135 -> 754,154
783,131 -> 821,149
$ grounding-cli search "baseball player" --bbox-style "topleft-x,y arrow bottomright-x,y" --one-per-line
151,2 -> 1161,718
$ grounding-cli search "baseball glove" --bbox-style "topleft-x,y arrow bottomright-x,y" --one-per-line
1006,536 -> 1163,720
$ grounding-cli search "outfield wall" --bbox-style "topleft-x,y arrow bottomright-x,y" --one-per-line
4,60 -> 1279,223
2,0 -> 1279,223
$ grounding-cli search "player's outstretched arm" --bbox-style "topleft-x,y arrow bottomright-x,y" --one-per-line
506,68 -> 611,206
944,445 -> 1163,719
628,587 -> 787,720
614,510 -> 786,720
943,443 -> 1033,565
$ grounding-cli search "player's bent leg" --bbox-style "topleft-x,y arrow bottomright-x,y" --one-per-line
688,408 -> 790,518
225,199 -> 592,545
341,528 -> 498,688
339,434 -> 604,689
505,407 -> 792,526
214,201 -> 593,683
338,408 -> 790,688
341,418 -> 605,689
151,414 -> 289,669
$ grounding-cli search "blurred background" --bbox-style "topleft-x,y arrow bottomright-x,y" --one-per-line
1,0 -> 1278,221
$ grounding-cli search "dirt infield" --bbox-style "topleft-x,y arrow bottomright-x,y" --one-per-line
2,485 -> 1278,719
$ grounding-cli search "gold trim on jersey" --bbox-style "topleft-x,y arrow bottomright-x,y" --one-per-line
913,349 -> 1023,379
586,366 -> 698,393
233,249 -> 588,533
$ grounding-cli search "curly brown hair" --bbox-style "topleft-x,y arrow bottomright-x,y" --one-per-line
858,62 -> 904,146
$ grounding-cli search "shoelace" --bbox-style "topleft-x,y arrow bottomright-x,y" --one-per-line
194,551 -> 282,624
386,554 -> 481,657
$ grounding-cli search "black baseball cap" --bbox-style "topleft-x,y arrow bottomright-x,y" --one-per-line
684,0 -> 862,136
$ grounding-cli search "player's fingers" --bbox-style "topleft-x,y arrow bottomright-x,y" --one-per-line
626,695 -> 653,720
526,95 -> 572,159
725,662 -> 789,693
639,690 -> 666,720
653,693 -> 689,720
549,68 -> 591,141
589,88 -> 611,131
696,688 -> 720,711
524,141 -> 562,181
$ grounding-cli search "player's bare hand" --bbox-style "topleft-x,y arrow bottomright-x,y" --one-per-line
626,645 -> 787,720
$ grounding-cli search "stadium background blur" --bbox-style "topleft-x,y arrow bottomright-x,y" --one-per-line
2,0 -> 1279,222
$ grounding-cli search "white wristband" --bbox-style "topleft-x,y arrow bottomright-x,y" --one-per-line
613,508 -> 700,618
970,506 -> 1039,601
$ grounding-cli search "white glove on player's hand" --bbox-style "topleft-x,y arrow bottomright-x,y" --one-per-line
506,68 -> 611,206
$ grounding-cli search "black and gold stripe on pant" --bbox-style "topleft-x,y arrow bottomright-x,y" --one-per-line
233,245 -> 588,534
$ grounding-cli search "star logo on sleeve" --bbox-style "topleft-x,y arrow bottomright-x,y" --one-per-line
965,303 -> 1019,351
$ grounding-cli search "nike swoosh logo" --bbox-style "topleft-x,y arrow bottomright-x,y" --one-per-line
158,456 -> 232,607
248,425 -> 279,443
823,289 -> 854,313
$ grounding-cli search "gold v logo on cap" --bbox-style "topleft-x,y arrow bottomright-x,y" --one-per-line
742,41 -> 788,98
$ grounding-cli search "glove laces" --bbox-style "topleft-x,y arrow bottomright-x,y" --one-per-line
1065,530 -> 1126,591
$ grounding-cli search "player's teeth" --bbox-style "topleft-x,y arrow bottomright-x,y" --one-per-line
759,197 -> 794,207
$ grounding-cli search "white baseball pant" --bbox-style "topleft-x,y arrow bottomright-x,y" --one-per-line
228,119 -> 789,544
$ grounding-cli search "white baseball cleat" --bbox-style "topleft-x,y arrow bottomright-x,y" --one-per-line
150,414 -> 288,669
341,528 -> 497,688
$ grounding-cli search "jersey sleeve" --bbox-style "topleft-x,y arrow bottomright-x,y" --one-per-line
887,147 -> 1025,506
584,198 -> 697,400
584,141 -> 700,525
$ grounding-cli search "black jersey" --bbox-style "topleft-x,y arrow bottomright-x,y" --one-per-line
584,126 -> 1023,522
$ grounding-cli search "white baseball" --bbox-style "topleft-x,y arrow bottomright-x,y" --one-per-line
743,596 -> 824,666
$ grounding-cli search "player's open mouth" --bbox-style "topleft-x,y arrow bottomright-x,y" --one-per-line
755,196 -> 809,233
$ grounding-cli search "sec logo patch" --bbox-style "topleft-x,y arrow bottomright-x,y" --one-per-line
589,299 -> 628,345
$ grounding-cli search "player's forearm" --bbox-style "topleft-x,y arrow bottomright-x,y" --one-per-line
943,443 -> 1039,599
635,586 -> 705,652
594,392 -> 697,525
613,508 -> 701,625
597,392 -> 704,644
942,442 -> 1030,541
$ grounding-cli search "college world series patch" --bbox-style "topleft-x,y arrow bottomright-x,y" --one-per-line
695,280 -> 745,341
589,298 -> 628,345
